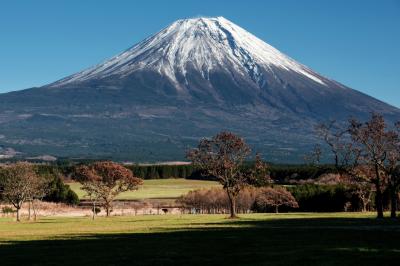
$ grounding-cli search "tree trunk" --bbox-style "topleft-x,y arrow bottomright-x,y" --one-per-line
361,203 -> 367,213
360,195 -> 367,212
376,186 -> 384,218
226,190 -> 238,219
16,207 -> 21,222
28,201 -> 32,221
92,201 -> 96,220
105,202 -> 111,217
390,184 -> 398,219
375,189 -> 383,218
32,201 -> 37,221
275,205 -> 279,213
374,165 -> 384,219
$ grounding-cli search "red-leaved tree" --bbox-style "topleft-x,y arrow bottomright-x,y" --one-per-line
75,161 -> 143,217
255,186 -> 298,213
187,131 -> 251,218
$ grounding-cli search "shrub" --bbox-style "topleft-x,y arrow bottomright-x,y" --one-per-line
1,206 -> 15,215
44,175 -> 80,205
31,164 -> 79,205
287,184 -> 353,212
92,207 -> 101,215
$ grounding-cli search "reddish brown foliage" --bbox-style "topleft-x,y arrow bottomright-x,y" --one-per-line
255,187 -> 298,213
187,131 -> 251,218
349,113 -> 399,218
75,161 -> 143,217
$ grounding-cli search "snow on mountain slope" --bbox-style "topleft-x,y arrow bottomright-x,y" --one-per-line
50,17 -> 326,88
1,16 -> 399,162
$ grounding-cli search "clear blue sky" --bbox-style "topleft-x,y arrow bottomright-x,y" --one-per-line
1,0 -> 399,107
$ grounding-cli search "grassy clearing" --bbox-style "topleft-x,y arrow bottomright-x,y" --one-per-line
68,178 -> 220,200
0,213 -> 399,265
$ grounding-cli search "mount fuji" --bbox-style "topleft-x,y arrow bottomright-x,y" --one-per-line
0,17 -> 399,162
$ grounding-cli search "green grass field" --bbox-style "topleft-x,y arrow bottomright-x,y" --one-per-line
68,178 -> 220,199
1,213 -> 399,265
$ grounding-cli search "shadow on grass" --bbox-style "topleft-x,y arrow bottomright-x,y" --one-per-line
1,217 -> 400,266
197,216 -> 400,228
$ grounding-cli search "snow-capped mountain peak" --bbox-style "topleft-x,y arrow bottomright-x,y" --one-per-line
2,17 -> 399,162
51,16 -> 326,88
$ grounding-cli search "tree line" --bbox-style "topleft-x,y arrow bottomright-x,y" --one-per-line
1,112 -> 399,221
24,161 -> 335,181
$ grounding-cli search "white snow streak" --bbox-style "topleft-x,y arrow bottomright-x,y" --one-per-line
51,17 -> 326,87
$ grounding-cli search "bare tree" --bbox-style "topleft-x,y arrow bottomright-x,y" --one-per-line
0,162 -> 48,222
349,113 -> 398,218
75,161 -> 143,217
304,144 -> 322,166
343,166 -> 374,212
316,121 -> 360,195
187,131 -> 251,218
387,165 -> 400,218
255,186 -> 298,213
380,123 -> 400,218
28,176 -> 50,221
316,120 -> 380,213
303,144 -> 325,180
315,120 -> 360,172
86,187 -> 102,220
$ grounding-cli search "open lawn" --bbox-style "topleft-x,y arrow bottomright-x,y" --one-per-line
68,178 -> 220,200
0,213 -> 399,265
